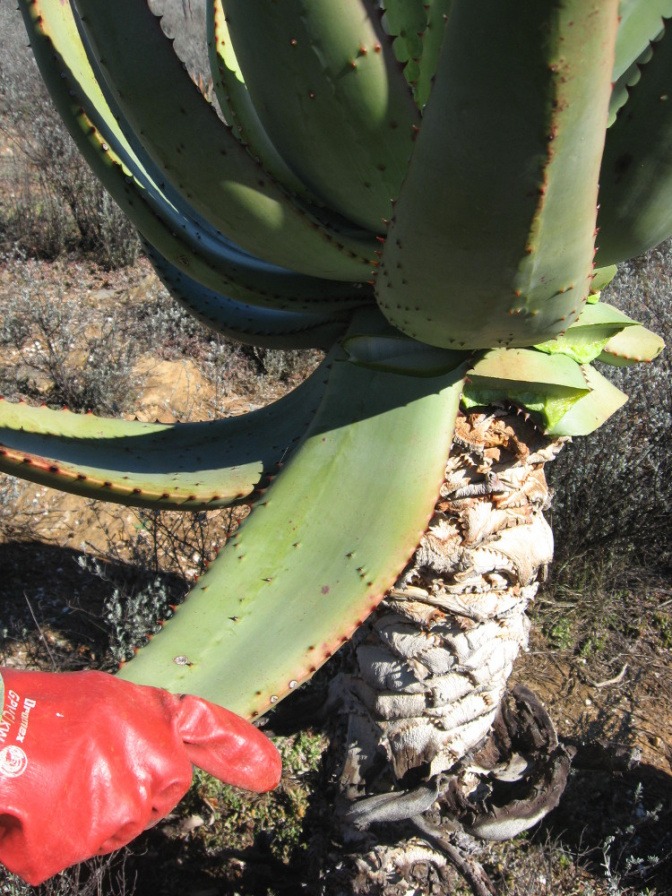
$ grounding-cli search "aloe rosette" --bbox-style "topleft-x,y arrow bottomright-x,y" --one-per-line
4,0 -> 669,842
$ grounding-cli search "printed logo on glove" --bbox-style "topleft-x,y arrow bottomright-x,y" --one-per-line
0,668 -> 281,886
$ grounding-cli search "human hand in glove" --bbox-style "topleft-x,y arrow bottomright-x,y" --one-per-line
0,668 -> 281,885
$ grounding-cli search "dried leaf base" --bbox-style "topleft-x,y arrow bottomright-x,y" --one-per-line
331,409 -> 571,893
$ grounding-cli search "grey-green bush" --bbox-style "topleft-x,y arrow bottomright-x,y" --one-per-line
0,4 -> 140,267
549,241 -> 672,571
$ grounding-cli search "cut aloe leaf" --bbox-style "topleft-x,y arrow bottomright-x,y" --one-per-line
117,353 -> 467,714
546,364 -> 628,436
534,302 -> 639,364
463,348 -> 590,432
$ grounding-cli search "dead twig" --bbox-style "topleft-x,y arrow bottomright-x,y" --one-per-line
411,816 -> 497,896
583,662 -> 629,689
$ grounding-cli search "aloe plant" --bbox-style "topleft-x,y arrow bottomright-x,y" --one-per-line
5,0 -> 669,857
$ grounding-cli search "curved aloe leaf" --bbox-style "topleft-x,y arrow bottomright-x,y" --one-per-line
18,0 -> 371,313
597,21 -> 672,266
0,360 -> 329,509
117,355 -> 467,714
145,243 -> 351,351
206,0 -> 319,203
74,0 -> 379,279
598,324 -> 666,365
377,0 -> 618,349
222,0 -> 419,232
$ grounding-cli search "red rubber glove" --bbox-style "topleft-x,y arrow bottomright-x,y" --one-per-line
0,668 -> 281,885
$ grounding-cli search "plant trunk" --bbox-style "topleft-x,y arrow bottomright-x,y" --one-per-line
334,408 -> 571,849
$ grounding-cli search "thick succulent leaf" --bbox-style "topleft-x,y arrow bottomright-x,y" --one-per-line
411,0 -> 453,108
73,0 -> 378,280
382,0 -> 453,109
614,0 -> 672,81
598,324 -> 666,365
533,302 -> 639,364
590,265 -> 619,298
382,0 -> 453,105
0,362 -> 328,509
145,243 -> 350,350
207,0 -> 317,202
18,0 -> 370,313
545,365 -> 628,437
222,0 -> 419,231
342,307 -> 468,375
117,355 -> 467,714
597,21 -> 672,266
463,349 -> 590,432
377,0 -> 618,350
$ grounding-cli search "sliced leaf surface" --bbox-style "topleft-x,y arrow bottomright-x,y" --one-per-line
463,348 -> 590,431
546,365 -> 628,436
534,302 -> 639,364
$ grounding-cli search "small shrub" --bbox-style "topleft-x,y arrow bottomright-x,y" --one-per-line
0,258 -> 139,413
0,851 -> 135,896
0,4 -> 140,267
549,241 -> 672,573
